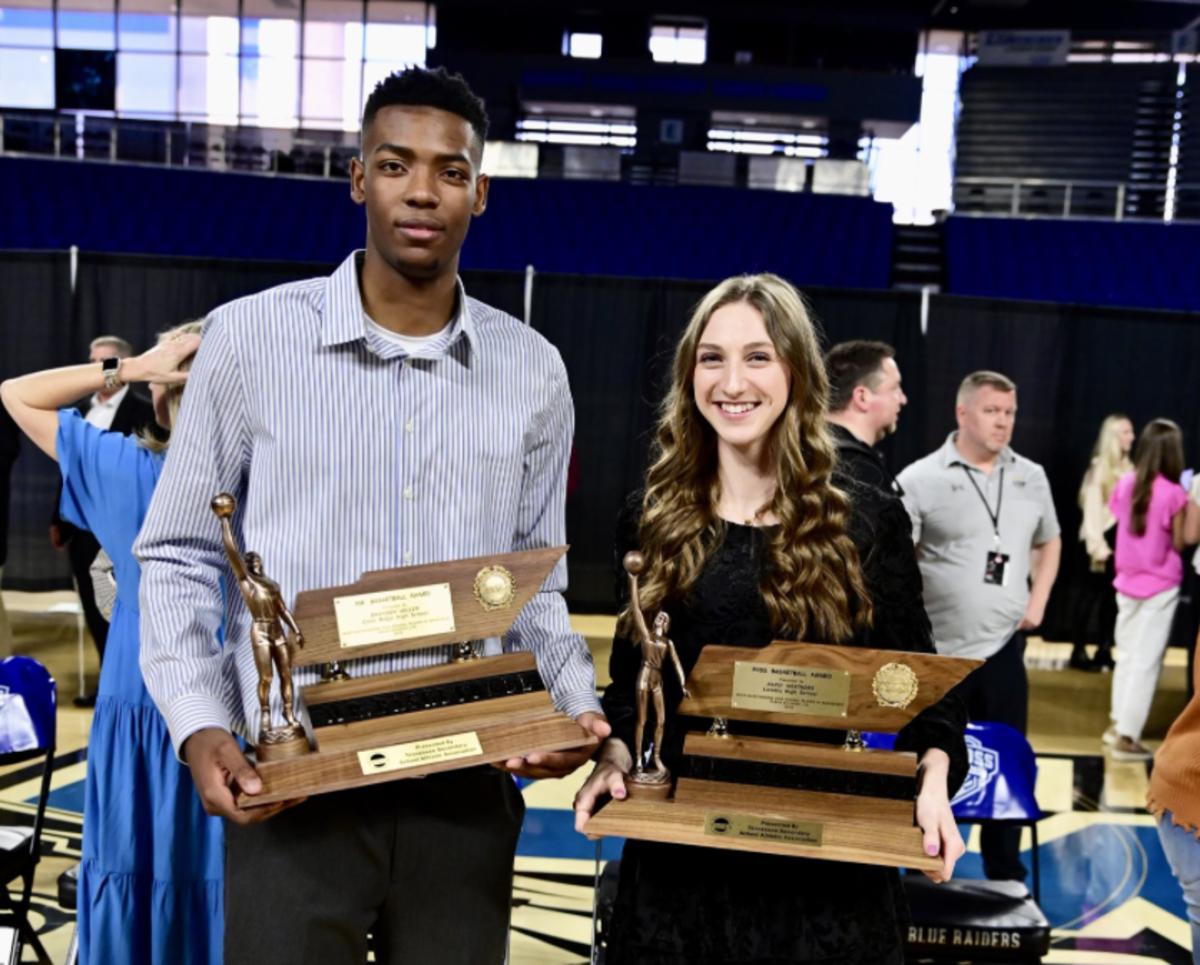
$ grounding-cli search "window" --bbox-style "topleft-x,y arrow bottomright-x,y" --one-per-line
361,1 -> 429,110
516,103 -> 635,148
563,31 -> 601,59
58,0 -> 114,49
302,0 -> 364,131
117,50 -> 174,114
649,21 -> 705,64
707,112 -> 827,158
0,0 -> 53,47
0,45 -> 54,107
0,0 -> 434,128
241,0 -> 299,125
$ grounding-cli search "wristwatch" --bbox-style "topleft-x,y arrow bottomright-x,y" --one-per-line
101,356 -> 123,392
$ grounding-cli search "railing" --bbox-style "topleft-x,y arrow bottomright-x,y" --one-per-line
953,175 -> 1187,223
0,112 -> 360,179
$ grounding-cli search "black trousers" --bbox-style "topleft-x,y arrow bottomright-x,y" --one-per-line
951,631 -> 1029,882
1072,534 -> 1117,660
224,767 -> 525,965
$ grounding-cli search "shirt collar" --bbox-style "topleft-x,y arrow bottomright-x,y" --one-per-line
939,431 -> 1015,471
91,385 -> 128,410
321,250 -> 476,359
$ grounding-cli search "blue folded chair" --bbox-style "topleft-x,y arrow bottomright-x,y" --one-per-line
0,657 -> 57,965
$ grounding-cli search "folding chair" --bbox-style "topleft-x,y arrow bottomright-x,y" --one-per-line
0,657 -> 57,965
869,722 -> 1051,962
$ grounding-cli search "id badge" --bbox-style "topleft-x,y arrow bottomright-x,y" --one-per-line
984,551 -> 1010,586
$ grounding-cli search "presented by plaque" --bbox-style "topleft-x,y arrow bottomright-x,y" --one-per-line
210,493 -> 598,806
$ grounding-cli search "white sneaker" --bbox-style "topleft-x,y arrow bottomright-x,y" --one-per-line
1110,736 -> 1153,761
1102,725 -> 1119,747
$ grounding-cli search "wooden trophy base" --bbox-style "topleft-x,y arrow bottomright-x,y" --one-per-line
584,731 -> 941,872
256,726 -> 310,762
237,652 -> 596,806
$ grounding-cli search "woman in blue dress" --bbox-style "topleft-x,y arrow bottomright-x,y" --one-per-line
1,324 -> 223,964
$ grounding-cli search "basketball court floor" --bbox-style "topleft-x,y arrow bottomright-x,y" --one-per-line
0,595 -> 1193,964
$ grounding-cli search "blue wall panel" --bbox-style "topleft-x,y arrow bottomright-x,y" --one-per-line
946,215 -> 1200,312
5,156 -> 894,289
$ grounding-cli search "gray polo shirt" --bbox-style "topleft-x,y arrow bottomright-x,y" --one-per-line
897,433 -> 1060,660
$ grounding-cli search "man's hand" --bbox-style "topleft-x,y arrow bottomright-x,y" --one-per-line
1018,596 -> 1046,631
182,726 -> 305,825
49,523 -> 66,550
495,711 -> 611,780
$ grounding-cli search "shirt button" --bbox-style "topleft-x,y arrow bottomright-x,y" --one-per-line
405,419 -> 414,433
403,486 -> 414,500
403,550 -> 413,563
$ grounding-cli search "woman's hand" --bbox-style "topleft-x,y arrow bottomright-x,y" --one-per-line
122,332 -> 201,385
914,748 -> 966,883
573,738 -> 632,833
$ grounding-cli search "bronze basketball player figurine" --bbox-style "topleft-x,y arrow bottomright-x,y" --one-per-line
623,551 -> 689,796
212,493 -> 309,760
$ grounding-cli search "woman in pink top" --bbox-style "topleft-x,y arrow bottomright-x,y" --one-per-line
1107,419 -> 1200,760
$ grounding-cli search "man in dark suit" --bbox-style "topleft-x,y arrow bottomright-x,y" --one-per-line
825,339 -> 909,495
50,336 -> 157,704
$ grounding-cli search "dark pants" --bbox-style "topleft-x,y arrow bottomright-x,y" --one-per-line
67,530 -> 107,662
224,767 -> 525,965
1071,534 -> 1117,663
952,631 -> 1028,881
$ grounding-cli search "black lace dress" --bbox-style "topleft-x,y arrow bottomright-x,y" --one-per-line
600,489 -> 968,965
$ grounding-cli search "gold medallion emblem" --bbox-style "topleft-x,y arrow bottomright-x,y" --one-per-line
473,565 -> 516,611
872,662 -> 919,709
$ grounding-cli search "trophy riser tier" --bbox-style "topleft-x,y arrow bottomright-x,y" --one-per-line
585,778 -> 940,872
584,731 -> 940,872
238,651 -> 595,807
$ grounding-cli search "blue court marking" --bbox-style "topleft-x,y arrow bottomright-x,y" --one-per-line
32,778 -> 86,815
518,807 -> 624,861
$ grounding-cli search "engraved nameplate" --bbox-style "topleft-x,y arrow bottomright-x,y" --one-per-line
703,813 -> 824,846
356,731 -> 483,775
334,583 -> 456,649
730,661 -> 850,716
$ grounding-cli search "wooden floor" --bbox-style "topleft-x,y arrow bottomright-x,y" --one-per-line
0,594 -> 1193,964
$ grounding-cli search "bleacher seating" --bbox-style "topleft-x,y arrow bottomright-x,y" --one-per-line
955,64 -> 1176,220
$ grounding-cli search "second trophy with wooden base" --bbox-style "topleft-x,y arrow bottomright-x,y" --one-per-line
583,549 -> 982,871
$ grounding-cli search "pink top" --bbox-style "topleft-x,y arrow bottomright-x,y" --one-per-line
1110,472 -> 1188,598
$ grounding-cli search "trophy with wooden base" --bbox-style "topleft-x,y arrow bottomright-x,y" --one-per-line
210,493 -> 598,807
583,551 -> 982,871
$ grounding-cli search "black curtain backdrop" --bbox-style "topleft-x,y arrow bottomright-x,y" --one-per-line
1,252 -> 74,588
925,294 -> 1200,643
4,251 -> 1200,646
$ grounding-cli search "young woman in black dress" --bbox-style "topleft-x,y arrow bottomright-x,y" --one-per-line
573,273 -> 969,965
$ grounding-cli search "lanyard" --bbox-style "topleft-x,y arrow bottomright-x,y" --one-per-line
961,465 -> 1004,543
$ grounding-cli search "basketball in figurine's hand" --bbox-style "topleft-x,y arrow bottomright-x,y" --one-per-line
211,493 -> 236,518
623,551 -> 645,576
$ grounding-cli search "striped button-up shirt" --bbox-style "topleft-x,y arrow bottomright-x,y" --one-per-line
136,251 -> 601,754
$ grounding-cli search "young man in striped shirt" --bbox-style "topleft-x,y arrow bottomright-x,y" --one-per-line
137,67 -> 608,963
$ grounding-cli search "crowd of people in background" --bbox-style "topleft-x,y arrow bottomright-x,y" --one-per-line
0,63 -> 1197,965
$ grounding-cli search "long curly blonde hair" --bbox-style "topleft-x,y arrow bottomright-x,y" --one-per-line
625,274 -> 873,642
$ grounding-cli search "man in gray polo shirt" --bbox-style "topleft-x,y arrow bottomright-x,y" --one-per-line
898,370 -> 1060,883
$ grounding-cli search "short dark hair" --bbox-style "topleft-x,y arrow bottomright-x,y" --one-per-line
362,66 -> 490,146
825,340 -> 895,412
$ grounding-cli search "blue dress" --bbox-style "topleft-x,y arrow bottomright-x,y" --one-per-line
57,409 -> 223,965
